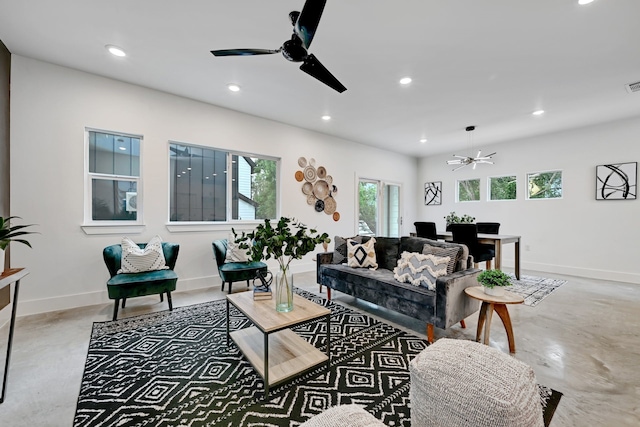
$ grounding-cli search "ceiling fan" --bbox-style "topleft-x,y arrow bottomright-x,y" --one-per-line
210,0 -> 346,93
447,126 -> 496,171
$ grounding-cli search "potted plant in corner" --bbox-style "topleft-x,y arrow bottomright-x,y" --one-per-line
477,269 -> 512,297
234,217 -> 329,312
0,216 -> 38,272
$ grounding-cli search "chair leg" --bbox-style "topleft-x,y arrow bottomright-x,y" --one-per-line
246,280 -> 250,288
427,323 -> 434,344
221,281 -> 226,292
319,284 -> 323,293
112,300 -> 120,321
460,319 -> 466,329
228,282 -> 233,294
160,293 -> 164,302
327,288 -> 332,300
121,298 -> 126,308
167,292 -> 173,311
486,260 -> 493,270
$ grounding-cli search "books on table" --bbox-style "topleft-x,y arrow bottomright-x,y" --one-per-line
253,287 -> 272,300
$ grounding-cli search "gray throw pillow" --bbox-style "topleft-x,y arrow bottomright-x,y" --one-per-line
422,244 -> 459,275
333,235 -> 362,264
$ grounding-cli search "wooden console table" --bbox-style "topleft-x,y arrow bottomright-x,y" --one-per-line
0,268 -> 28,403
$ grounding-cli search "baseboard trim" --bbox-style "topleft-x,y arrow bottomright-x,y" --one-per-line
501,258 -> 640,284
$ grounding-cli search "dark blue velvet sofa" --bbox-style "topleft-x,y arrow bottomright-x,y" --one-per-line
317,236 -> 480,343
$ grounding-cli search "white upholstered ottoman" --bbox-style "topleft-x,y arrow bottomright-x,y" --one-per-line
300,404 -> 386,427
410,338 -> 544,427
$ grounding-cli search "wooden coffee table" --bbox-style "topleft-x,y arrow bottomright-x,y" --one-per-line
226,292 -> 331,397
464,286 -> 524,353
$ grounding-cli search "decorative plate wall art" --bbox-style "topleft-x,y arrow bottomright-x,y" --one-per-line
295,157 -> 340,221
596,162 -> 637,200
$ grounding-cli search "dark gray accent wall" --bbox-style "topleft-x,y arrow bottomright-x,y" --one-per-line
0,40 -> 9,218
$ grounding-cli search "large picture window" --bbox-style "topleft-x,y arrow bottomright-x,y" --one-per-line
457,179 -> 480,202
169,142 -> 278,222
527,170 -> 562,199
489,175 -> 517,201
86,129 -> 141,222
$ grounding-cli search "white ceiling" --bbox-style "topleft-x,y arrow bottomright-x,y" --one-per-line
1,0 -> 639,158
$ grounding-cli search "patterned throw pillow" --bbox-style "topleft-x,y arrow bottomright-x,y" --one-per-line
333,235 -> 363,264
347,237 -> 378,269
225,233 -> 250,263
118,235 -> 169,274
393,251 -> 450,291
422,244 -> 459,275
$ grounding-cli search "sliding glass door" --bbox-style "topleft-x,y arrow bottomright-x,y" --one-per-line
358,179 -> 401,237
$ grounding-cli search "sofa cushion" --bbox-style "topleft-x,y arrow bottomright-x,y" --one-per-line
400,237 -> 469,272
225,233 -> 250,263
333,235 -> 370,264
422,244 -> 459,275
118,235 -> 169,274
347,238 -> 378,269
373,237 -> 400,271
393,251 -> 449,291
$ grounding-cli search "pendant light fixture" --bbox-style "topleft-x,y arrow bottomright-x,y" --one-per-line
446,126 -> 496,171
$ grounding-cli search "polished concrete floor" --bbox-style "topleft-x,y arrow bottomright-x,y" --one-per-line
0,269 -> 639,426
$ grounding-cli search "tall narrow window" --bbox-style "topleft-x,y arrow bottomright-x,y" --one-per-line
169,142 -> 278,222
86,129 -> 141,222
358,179 -> 401,237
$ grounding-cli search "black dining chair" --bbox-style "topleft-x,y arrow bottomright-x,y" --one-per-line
450,223 -> 495,270
476,222 -> 500,234
414,222 -> 438,240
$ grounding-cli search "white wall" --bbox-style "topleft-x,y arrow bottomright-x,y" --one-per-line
417,116 -> 640,284
9,56 -> 418,316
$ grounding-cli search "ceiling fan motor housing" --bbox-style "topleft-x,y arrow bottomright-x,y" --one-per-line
282,37 -> 307,62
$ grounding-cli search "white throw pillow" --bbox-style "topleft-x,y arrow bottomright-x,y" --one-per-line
118,235 -> 169,274
393,251 -> 449,290
347,237 -> 378,269
225,233 -> 251,263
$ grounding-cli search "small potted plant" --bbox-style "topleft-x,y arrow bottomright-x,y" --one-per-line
0,216 -> 38,271
234,217 -> 329,312
477,269 -> 512,297
444,211 -> 475,231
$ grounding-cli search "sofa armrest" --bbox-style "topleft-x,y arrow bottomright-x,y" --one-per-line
435,268 -> 481,329
316,251 -> 334,284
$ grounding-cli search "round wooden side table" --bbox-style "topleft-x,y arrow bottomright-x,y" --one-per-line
464,286 -> 524,353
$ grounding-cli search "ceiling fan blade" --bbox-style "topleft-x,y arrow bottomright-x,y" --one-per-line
211,49 -> 280,57
300,54 -> 347,93
294,0 -> 327,49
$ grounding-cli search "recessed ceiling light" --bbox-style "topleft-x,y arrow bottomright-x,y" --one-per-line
106,45 -> 126,57
578,0 -> 594,5
420,138 -> 427,143
227,84 -> 241,92
532,110 -> 545,116
118,146 -> 127,151
399,77 -> 412,85
321,115 -> 331,121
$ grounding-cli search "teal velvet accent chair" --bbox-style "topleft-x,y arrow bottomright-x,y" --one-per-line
103,242 -> 180,320
212,239 -> 268,294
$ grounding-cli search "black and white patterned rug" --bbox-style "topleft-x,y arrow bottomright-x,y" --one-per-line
74,289 -> 561,426
506,273 -> 567,307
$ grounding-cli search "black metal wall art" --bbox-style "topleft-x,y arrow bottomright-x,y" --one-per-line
424,181 -> 442,205
596,162 -> 637,200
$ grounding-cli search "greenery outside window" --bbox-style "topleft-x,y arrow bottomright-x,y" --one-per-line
527,170 -> 562,199
457,179 -> 480,202
86,129 -> 141,223
489,175 -> 517,201
169,142 -> 278,222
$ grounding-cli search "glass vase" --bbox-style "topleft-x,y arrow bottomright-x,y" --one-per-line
275,267 -> 294,312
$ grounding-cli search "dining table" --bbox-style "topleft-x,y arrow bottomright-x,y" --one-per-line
436,231 -> 521,279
